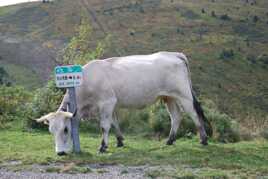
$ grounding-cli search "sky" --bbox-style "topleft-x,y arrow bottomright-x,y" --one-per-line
0,0 -> 41,7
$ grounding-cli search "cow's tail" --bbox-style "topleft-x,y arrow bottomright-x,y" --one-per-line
177,53 -> 213,137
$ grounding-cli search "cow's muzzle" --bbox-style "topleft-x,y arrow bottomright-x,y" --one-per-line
57,151 -> 67,156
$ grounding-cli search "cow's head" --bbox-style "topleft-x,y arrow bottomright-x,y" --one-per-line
35,111 -> 73,156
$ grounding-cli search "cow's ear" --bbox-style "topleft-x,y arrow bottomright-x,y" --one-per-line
35,112 -> 56,125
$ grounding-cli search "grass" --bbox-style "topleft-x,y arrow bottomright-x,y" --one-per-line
0,129 -> 267,178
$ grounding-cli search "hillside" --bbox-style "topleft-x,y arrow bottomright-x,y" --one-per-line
0,0 -> 267,123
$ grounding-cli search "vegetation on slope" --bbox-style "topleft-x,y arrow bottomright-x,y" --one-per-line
0,0 -> 267,126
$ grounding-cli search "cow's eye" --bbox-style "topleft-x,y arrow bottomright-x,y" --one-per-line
64,127 -> 68,134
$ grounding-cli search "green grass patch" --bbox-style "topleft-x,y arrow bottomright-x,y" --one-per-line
0,130 -> 267,178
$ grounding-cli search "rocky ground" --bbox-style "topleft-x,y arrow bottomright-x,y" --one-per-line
0,162 -> 169,179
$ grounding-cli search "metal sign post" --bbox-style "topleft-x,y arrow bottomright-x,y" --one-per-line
55,65 -> 83,153
68,88 -> 80,153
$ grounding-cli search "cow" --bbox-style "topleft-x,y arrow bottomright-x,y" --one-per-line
36,51 -> 209,155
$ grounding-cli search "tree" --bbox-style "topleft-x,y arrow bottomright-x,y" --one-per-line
57,17 -> 110,65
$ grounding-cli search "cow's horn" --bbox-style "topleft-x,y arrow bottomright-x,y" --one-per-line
59,111 -> 73,118
35,112 -> 56,125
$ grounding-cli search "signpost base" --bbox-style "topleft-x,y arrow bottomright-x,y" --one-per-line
68,88 -> 81,153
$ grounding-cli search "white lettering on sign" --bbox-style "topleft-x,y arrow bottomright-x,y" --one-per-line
55,65 -> 83,88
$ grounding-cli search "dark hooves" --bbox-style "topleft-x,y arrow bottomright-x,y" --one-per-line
117,141 -> 124,147
99,145 -> 108,153
200,140 -> 208,146
116,136 -> 124,147
166,140 -> 175,145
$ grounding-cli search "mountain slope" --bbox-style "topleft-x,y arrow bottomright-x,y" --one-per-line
0,0 -> 267,122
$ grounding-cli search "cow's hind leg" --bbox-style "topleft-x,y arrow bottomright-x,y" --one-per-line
99,101 -> 115,153
176,96 -> 208,145
112,112 -> 124,147
165,98 -> 182,145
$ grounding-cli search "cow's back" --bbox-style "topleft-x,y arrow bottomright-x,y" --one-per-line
103,52 -> 187,108
75,51 -> 188,115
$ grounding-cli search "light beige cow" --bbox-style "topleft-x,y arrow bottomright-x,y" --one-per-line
36,52 -> 209,155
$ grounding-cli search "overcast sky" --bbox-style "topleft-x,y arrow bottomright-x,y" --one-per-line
0,0 -> 41,7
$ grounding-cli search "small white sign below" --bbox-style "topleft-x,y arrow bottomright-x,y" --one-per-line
55,65 -> 83,88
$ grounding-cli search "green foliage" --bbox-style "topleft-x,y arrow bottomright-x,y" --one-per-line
257,54 -> 268,66
219,49 -> 235,60
202,99 -> 240,143
117,109 -> 151,134
260,128 -> 268,140
0,86 -> 31,128
220,14 -> 231,21
25,80 -> 64,129
211,11 -> 216,17
0,67 -> 11,86
149,102 -> 170,137
253,15 -> 259,23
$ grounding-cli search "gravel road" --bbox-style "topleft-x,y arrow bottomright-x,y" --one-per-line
0,163 -> 159,179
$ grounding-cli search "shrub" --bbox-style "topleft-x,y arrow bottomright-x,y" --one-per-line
25,80 -> 64,129
177,114 -> 197,138
257,54 -> 268,66
0,67 -> 11,86
202,99 -> 240,143
220,14 -> 231,21
260,128 -> 268,140
118,108 -> 151,134
219,49 -> 235,60
149,102 -> 170,137
253,15 -> 259,23
148,101 -> 211,139
211,11 -> 216,17
247,54 -> 257,64
0,86 -> 31,128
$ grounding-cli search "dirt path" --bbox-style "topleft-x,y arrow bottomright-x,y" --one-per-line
0,163 -> 160,179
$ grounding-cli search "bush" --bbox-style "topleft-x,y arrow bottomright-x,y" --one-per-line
211,11 -> 216,17
0,67 -> 11,86
247,54 -> 257,64
177,114 -> 197,138
220,14 -> 231,21
118,108 -> 151,134
253,15 -> 259,23
260,129 -> 268,140
0,86 -> 31,128
148,101 -> 208,139
219,49 -> 235,60
257,54 -> 268,66
149,102 -> 170,137
25,80 -> 64,129
202,99 -> 240,143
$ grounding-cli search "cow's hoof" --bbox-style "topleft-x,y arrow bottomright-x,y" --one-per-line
200,140 -> 208,146
117,141 -> 124,147
99,145 -> 108,153
166,139 -> 174,145
57,151 -> 67,156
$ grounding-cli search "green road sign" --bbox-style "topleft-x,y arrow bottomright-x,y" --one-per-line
55,65 -> 83,88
